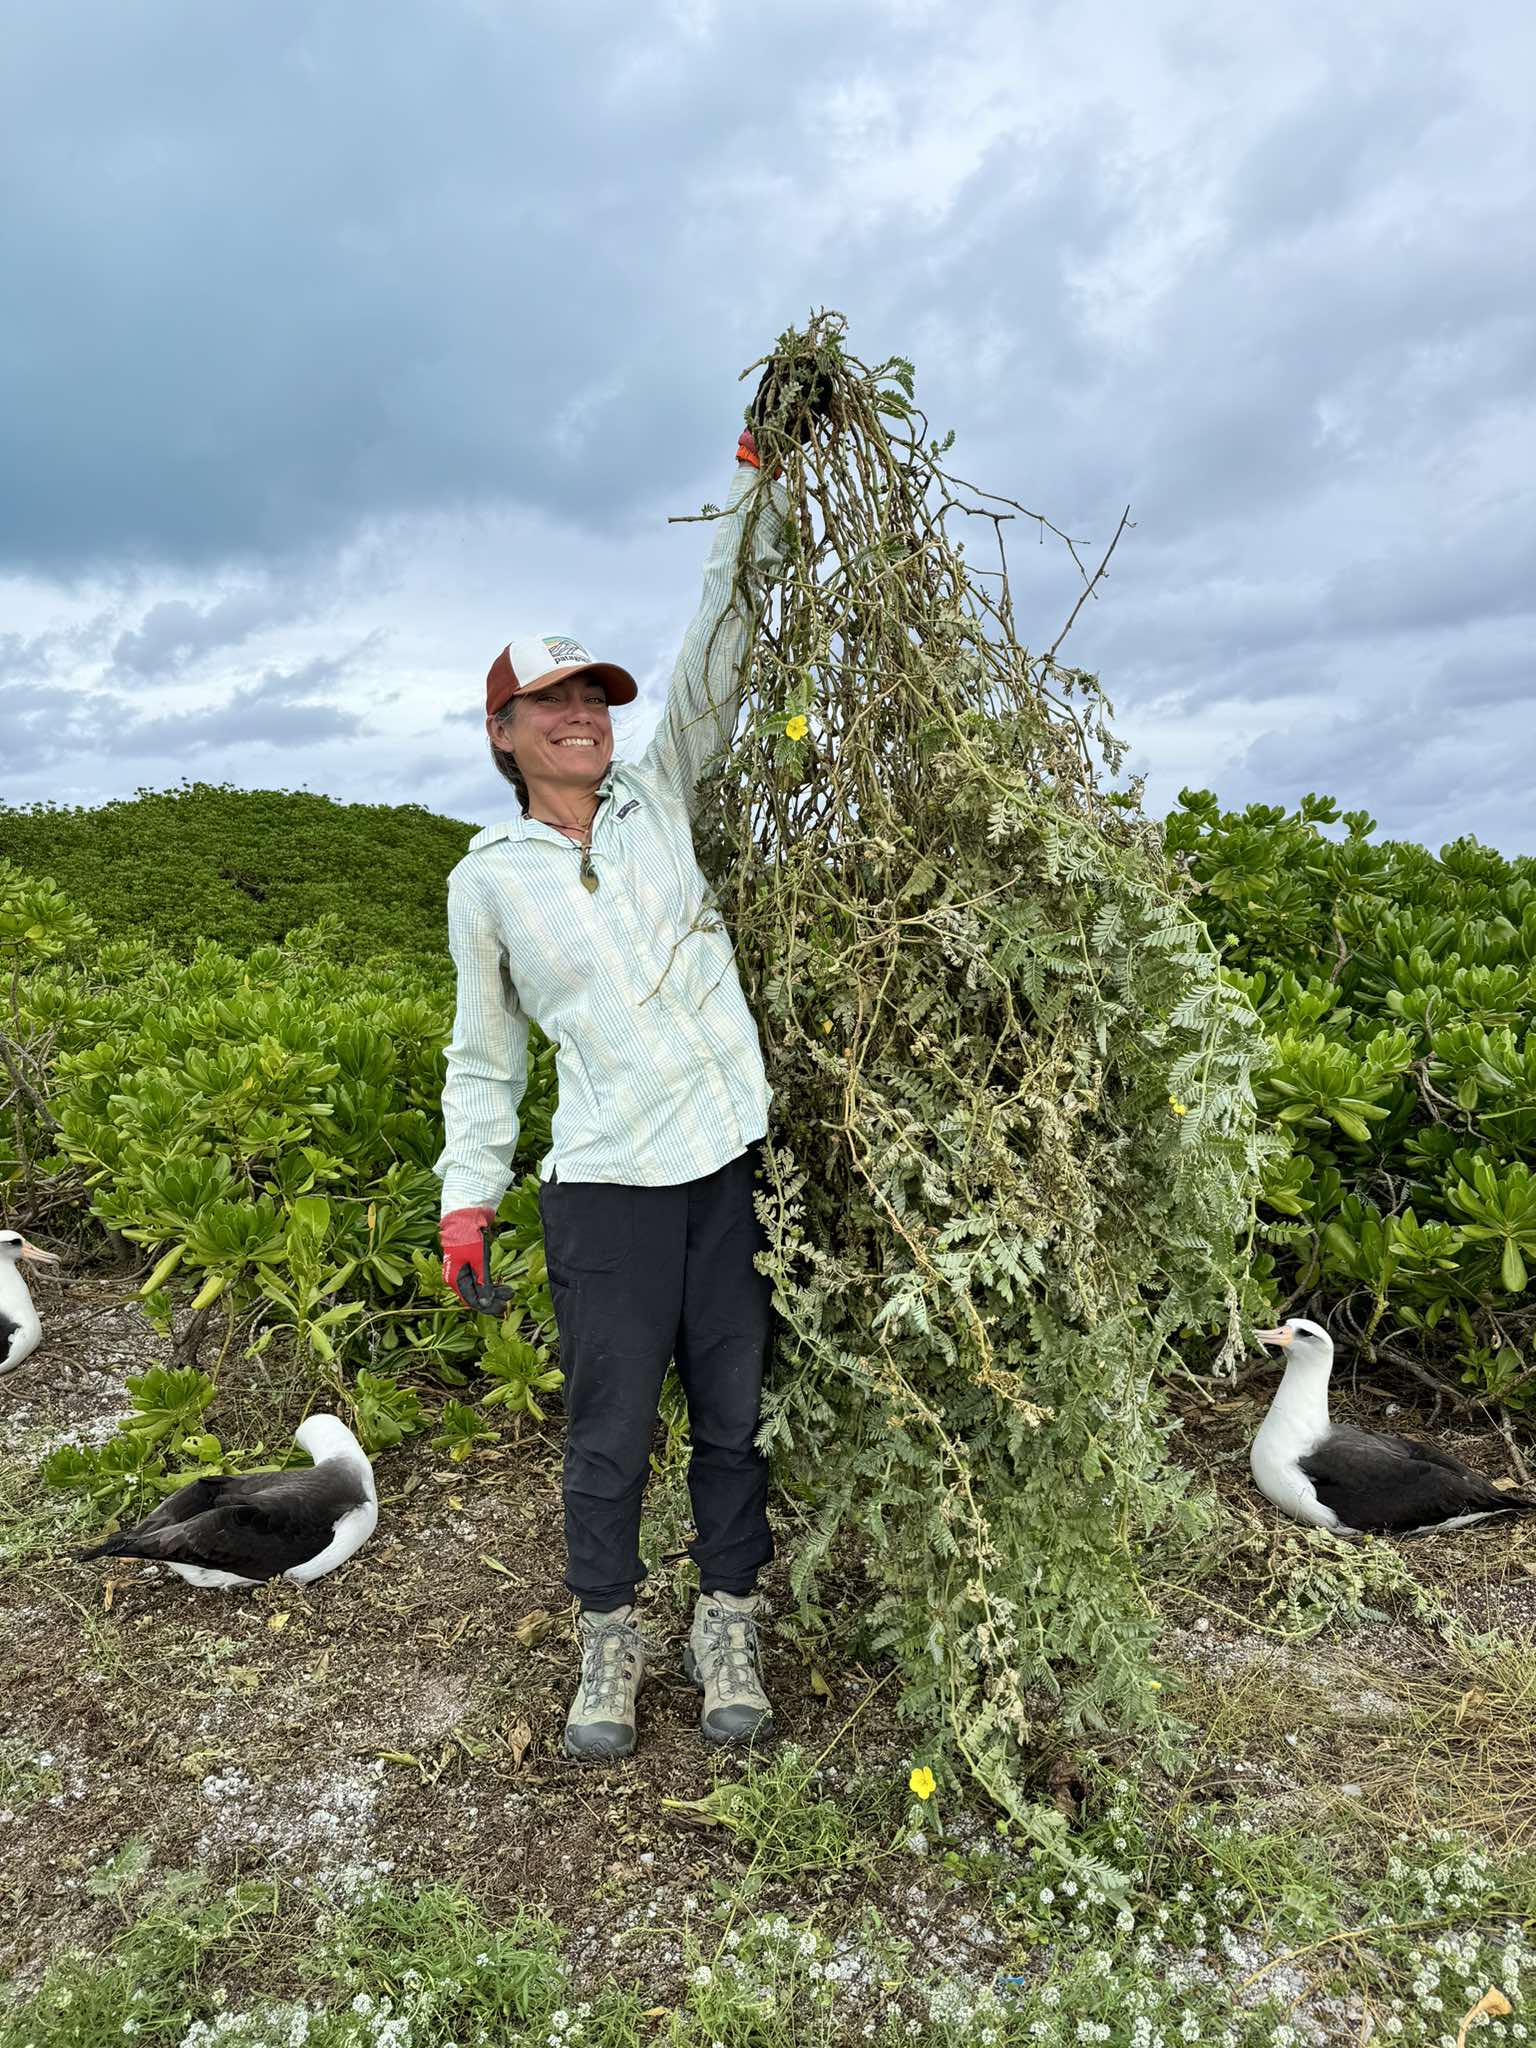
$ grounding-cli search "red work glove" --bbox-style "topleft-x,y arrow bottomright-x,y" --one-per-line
438,1206 -> 512,1315
736,427 -> 763,469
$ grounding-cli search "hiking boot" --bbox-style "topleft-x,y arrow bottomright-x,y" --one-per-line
684,1590 -> 775,1747
563,1605 -> 648,1761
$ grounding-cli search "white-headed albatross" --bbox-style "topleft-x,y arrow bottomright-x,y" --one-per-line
0,1230 -> 59,1376
77,1414 -> 377,1588
1251,1317 -> 1536,1537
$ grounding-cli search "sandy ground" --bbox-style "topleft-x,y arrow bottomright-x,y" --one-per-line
0,1272 -> 989,2003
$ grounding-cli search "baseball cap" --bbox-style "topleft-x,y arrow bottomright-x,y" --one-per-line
485,633 -> 638,716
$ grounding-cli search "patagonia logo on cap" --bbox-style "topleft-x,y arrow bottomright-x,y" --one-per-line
542,636 -> 591,666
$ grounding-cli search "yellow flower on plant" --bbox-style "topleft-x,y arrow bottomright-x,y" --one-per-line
822,1018 -> 833,1035
785,714 -> 809,741
909,1766 -> 936,1801
1169,1098 -> 1189,1116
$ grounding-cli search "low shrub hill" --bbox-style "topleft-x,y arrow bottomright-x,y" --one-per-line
0,781 -> 474,970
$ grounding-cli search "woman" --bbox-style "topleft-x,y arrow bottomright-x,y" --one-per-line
435,423 -> 787,1763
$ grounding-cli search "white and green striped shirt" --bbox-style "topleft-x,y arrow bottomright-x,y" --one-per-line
435,460 -> 787,1213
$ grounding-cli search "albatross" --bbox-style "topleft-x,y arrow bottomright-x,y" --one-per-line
0,1230 -> 59,1376
1251,1317 -> 1536,1537
77,1413 -> 378,1588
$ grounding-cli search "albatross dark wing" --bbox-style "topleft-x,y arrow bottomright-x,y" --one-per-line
77,1464 -> 367,1579
1300,1425 -> 1536,1534
86,1473 -> 235,1541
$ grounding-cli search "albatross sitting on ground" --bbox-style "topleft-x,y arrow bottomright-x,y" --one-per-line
1250,1317 -> 1536,1537
0,1230 -> 59,1376
77,1413 -> 378,1588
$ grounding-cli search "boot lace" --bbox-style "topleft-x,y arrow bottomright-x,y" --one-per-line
701,1603 -> 763,1702
579,1616 -> 644,1718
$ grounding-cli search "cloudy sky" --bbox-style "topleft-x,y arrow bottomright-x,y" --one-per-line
4,0 -> 1532,853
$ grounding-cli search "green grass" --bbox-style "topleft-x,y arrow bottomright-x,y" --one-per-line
0,1460 -> 85,1571
658,1739 -> 907,1893
0,1744 -> 61,1809
8,1753 -> 1533,2048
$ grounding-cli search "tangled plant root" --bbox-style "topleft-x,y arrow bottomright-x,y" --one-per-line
692,312 -> 1271,1861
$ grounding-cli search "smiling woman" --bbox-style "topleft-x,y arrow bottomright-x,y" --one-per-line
433,407 -> 808,1770
490,682 -> 610,856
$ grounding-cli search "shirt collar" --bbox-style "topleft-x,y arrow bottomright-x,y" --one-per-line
467,767 -> 619,852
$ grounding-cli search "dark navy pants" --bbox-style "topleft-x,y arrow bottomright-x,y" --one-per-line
537,1142 -> 774,1612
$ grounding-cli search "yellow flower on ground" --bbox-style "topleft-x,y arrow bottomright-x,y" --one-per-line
785,714 -> 809,741
1169,1098 -> 1189,1116
909,1766 -> 936,1801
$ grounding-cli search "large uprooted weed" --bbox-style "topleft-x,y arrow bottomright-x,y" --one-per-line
692,314 -> 1274,1864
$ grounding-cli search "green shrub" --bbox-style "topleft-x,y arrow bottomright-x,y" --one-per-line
0,857 -> 559,1507
1170,790 -> 1536,1404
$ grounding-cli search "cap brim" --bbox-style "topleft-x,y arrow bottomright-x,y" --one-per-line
490,662 -> 638,714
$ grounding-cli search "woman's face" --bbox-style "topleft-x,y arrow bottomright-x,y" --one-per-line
488,673 -> 614,797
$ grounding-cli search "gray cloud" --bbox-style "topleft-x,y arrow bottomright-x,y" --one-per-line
0,632 -> 58,681
108,650 -> 371,755
1,677 -> 82,774
3,646 -> 373,778
1,0 -> 1533,853
111,586 -> 305,675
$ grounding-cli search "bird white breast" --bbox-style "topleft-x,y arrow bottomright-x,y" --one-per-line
283,1494 -> 379,1584
1249,1412 -> 1347,1534
0,1278 -> 43,1374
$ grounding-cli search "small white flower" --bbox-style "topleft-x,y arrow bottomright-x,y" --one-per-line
690,1965 -> 712,1988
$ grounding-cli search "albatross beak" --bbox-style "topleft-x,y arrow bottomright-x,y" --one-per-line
1253,1326 -> 1293,1347
18,1239 -> 60,1264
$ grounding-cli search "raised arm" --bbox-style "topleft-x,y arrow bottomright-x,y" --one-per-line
435,869 -> 531,1216
638,452 -> 789,817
